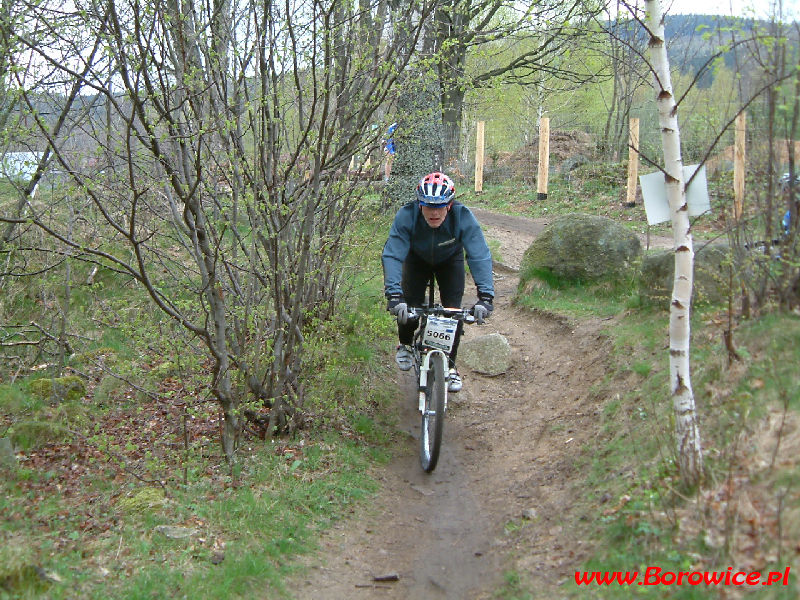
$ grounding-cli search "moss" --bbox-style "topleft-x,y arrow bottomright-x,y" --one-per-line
639,245 -> 732,306
8,420 -> 69,451
0,538 -> 46,594
93,374 -> 129,406
116,487 -> 167,513
69,346 -> 118,366
28,375 -> 86,403
520,213 -> 641,284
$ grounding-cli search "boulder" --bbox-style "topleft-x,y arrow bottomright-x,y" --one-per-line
520,213 -> 641,284
8,421 -> 68,451
28,375 -> 86,403
0,437 -> 16,469
639,244 -> 731,305
460,332 -> 512,376
117,487 -> 167,513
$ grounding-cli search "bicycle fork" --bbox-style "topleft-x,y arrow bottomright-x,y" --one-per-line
417,349 -> 448,414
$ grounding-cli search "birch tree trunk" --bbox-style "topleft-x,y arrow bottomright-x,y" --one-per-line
644,0 -> 703,485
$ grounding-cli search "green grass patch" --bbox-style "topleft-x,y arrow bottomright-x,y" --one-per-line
0,434 -> 380,600
0,383 -> 31,415
92,438 -> 379,600
501,226 -> 799,600
493,570 -> 533,600
0,204 -> 401,600
560,302 -> 800,599
515,270 -> 641,318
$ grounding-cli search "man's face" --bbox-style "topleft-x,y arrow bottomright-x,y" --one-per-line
420,203 -> 450,228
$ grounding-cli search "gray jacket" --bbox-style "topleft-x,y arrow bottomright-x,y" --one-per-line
382,201 -> 494,298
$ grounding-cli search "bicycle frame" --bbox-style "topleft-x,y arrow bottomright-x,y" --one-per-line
415,344 -> 449,414
406,278 -> 474,472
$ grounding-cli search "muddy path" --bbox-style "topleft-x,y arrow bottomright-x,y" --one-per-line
291,211 -> 622,599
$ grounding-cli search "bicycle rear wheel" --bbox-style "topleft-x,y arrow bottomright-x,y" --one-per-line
419,352 -> 446,473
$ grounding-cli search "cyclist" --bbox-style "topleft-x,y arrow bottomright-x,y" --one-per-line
382,171 -> 494,392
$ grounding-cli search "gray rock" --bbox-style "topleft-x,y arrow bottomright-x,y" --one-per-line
640,244 -> 731,305
154,525 -> 201,539
519,213 -> 641,284
560,155 -> 590,174
460,332 -> 512,376
0,437 -> 16,468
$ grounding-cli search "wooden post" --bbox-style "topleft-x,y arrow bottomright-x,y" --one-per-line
734,112 -> 746,220
474,121 -> 485,193
625,117 -> 640,207
537,117 -> 550,201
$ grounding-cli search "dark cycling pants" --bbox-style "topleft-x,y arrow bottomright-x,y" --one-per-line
399,252 -> 465,368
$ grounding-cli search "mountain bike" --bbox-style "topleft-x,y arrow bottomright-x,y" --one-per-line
407,282 -> 475,473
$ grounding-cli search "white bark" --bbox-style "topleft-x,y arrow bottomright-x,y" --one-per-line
644,0 -> 703,484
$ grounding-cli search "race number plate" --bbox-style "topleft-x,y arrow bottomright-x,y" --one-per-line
422,316 -> 458,353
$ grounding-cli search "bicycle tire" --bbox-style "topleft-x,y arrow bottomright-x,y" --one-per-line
419,352 -> 446,473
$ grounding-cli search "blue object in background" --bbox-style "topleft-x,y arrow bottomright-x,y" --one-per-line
385,122 -> 397,155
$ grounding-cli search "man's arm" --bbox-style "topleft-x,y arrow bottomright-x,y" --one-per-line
381,206 -> 413,297
459,207 -> 494,298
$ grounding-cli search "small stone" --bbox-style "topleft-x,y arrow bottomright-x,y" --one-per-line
460,333 -> 512,376
0,437 -> 16,468
154,525 -> 200,539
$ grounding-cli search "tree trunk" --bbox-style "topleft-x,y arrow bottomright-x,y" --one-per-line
441,84 -> 465,168
644,0 -> 704,486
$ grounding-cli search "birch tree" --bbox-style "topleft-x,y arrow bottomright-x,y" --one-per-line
642,0 -> 703,485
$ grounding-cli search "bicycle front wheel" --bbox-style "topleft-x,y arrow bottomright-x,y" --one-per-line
419,352 -> 446,473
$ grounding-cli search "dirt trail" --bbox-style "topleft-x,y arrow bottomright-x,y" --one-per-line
292,211 -> 617,599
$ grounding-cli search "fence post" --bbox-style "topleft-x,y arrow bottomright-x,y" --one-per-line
537,117 -> 550,201
734,112 -> 746,220
625,117 -> 640,207
474,121 -> 485,193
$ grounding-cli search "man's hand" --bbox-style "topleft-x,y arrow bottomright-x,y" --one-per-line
472,294 -> 493,324
387,294 -> 408,325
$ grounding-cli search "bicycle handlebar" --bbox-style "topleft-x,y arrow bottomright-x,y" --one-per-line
408,305 -> 476,323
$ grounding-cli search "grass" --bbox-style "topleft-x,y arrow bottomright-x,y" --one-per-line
0,204 -> 399,599
2,435 -> 380,599
460,161 -> 730,243
494,570 -> 533,600
507,237 -> 800,598
3,174 -> 798,599
515,271 -> 641,318
92,439 -> 379,599
1,304 -> 396,600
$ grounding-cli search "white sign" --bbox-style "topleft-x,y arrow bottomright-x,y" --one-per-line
640,164 -> 711,225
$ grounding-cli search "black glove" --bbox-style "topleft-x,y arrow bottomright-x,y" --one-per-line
386,294 -> 409,325
472,294 -> 493,324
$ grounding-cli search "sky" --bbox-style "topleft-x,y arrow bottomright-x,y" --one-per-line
664,0 -> 800,18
